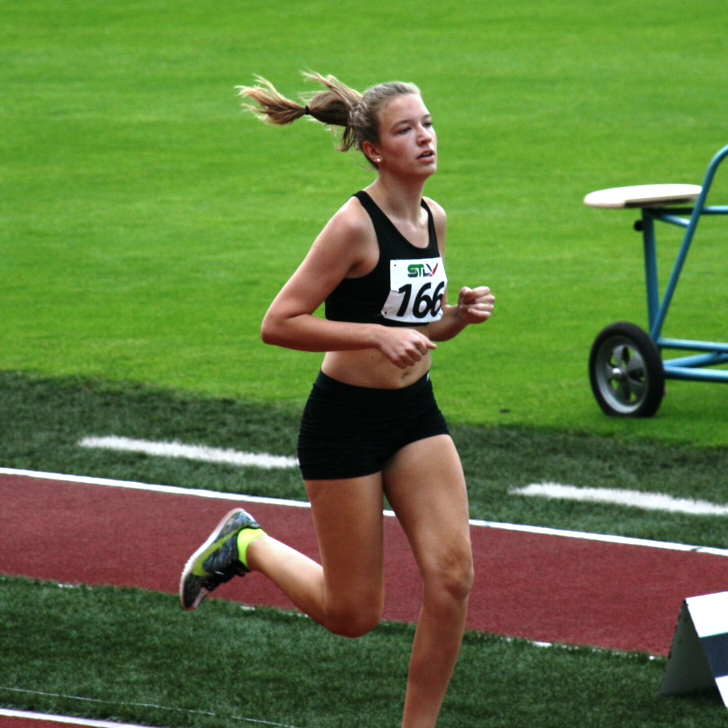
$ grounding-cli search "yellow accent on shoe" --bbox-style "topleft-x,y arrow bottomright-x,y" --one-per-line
237,527 -> 266,569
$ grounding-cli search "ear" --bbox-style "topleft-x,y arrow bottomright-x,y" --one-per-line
362,141 -> 382,165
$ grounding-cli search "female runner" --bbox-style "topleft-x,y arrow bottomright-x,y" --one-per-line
181,72 -> 496,727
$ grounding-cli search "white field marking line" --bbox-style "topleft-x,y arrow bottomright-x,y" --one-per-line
3,467 -> 728,557
78,436 -> 298,469
0,690 -> 300,727
512,483 -> 728,516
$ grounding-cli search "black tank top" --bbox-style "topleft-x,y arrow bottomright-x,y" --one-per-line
325,191 -> 447,327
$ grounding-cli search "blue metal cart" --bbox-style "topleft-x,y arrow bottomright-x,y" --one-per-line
584,144 -> 728,417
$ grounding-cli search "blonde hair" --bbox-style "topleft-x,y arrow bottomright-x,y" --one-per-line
236,72 -> 420,164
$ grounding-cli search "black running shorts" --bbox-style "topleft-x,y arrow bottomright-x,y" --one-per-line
297,370 -> 450,481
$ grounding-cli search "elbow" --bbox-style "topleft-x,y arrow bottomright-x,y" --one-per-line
261,310 -> 313,350
260,317 -> 279,346
261,312 -> 294,348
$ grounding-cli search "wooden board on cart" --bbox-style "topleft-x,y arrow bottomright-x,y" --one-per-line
584,184 -> 702,209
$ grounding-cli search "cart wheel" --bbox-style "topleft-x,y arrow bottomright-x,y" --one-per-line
589,322 -> 665,417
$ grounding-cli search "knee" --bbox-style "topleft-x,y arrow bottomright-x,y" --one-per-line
324,592 -> 383,638
326,606 -> 382,638
444,559 -> 475,603
425,550 -> 474,606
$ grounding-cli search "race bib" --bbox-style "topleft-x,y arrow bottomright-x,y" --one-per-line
381,257 -> 447,324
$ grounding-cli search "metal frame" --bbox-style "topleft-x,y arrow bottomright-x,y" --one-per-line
637,144 -> 728,382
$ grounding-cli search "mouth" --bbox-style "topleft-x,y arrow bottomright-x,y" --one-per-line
418,149 -> 436,161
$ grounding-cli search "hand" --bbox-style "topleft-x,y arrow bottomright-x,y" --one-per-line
457,286 -> 495,325
376,327 -> 437,369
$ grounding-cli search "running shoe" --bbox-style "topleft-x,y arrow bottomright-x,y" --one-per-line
180,508 -> 261,611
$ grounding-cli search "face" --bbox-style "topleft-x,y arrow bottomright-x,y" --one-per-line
368,93 -> 437,176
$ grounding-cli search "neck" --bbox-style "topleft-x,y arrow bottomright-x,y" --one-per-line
366,175 -> 428,223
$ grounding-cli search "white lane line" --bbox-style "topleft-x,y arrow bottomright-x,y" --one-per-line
3,467 -> 728,556
512,483 -> 728,516
0,707 -> 161,727
0,466 -> 310,509
0,704 -> 298,728
78,436 -> 298,469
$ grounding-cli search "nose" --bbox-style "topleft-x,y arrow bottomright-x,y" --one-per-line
418,124 -> 433,142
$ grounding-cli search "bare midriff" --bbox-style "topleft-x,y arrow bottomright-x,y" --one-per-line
320,325 -> 433,390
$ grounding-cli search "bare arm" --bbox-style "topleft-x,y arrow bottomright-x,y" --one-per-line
428,286 -> 496,342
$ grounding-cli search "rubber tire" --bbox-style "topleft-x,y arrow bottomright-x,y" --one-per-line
589,322 -> 665,417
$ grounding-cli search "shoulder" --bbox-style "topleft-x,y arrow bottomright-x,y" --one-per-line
319,195 -> 375,242
423,195 -> 445,215
422,196 -> 447,245
305,195 -> 378,276
422,195 -> 447,223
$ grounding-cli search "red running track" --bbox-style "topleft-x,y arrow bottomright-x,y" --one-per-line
2,471 -> 728,661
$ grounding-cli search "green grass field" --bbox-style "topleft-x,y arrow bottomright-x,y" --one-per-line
3,0 -> 728,725
4,0 -> 728,442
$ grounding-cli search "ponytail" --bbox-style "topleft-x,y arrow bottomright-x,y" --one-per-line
237,72 -> 420,160
236,76 -> 307,127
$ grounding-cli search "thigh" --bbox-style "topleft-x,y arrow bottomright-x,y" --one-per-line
383,435 -> 472,579
306,474 -> 386,605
